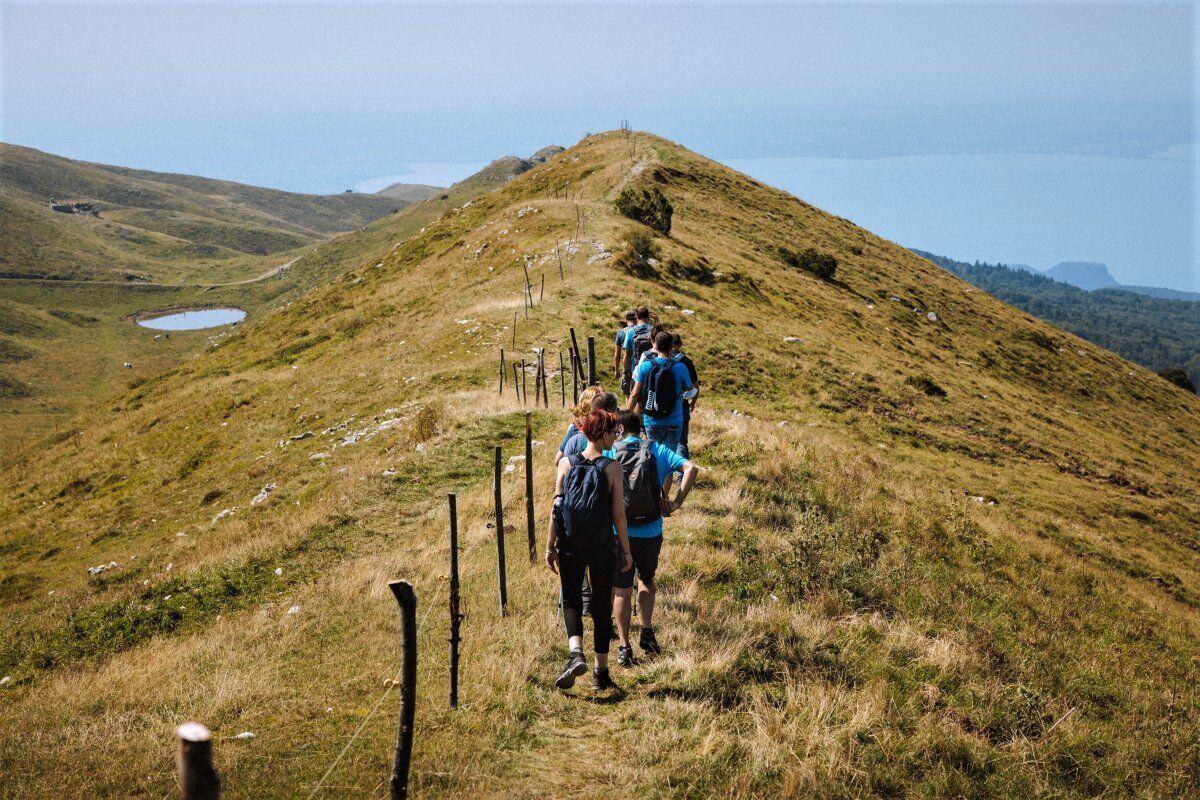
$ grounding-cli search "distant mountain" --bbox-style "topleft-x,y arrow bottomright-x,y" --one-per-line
1116,284 -> 1200,302
374,182 -> 443,203
0,143 -> 403,282
915,249 -> 1200,391
1044,261 -> 1121,290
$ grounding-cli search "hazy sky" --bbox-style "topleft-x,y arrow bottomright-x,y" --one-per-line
1,1 -> 1196,288
3,2 -> 1193,120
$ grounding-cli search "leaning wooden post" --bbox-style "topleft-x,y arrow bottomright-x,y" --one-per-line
512,363 -> 520,404
498,349 -> 505,395
520,360 -> 528,405
493,447 -> 508,616
387,580 -> 418,800
541,351 -> 549,409
559,351 -> 567,407
525,412 -> 536,563
447,495 -> 462,709
570,348 -> 580,404
586,336 -> 596,386
176,722 -> 219,800
539,273 -> 545,303
569,328 -> 582,381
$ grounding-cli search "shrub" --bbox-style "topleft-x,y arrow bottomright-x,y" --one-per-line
780,247 -> 837,280
666,256 -> 716,286
412,402 -> 442,442
614,187 -> 673,234
614,228 -> 661,279
0,375 -> 32,399
1158,367 -> 1196,394
904,375 -> 947,397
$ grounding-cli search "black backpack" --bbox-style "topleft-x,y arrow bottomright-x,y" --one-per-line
632,325 -> 653,365
642,357 -> 679,420
560,454 -> 614,549
613,439 -> 662,526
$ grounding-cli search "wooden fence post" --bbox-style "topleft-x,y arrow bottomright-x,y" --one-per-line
387,580 -> 417,800
539,273 -> 545,303
570,348 -> 579,404
520,360 -> 527,405
569,328 -> 582,381
176,722 -> 219,800
525,412 -> 536,563
559,351 -> 566,407
448,495 -> 462,709
512,363 -> 520,404
586,336 -> 596,386
493,447 -> 508,616
498,349 -> 505,395
541,351 -> 549,409
512,312 -> 517,350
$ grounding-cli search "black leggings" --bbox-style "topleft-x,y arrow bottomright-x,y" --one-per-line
558,543 -> 617,654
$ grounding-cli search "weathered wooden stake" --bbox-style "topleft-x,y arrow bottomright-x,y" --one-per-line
525,412 -> 536,563
387,580 -> 417,800
176,722 -> 219,800
570,348 -> 580,404
541,351 -> 549,409
521,359 -> 528,405
448,494 -> 462,709
493,447 -> 508,616
586,336 -> 596,386
558,245 -> 564,280
558,351 -> 567,407
512,312 -> 517,350
498,349 -> 505,395
512,363 -> 520,404
569,328 -> 582,379
539,273 -> 545,303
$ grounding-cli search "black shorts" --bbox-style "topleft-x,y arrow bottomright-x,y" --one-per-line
614,535 -> 663,589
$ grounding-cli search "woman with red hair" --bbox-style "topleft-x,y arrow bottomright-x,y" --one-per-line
546,409 -> 633,691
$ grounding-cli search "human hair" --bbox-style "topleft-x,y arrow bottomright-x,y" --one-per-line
654,330 -> 675,354
672,333 -> 683,349
571,385 -> 601,421
635,306 -> 650,321
618,409 -> 643,436
591,391 -> 619,413
579,409 -> 619,442
624,310 -> 637,323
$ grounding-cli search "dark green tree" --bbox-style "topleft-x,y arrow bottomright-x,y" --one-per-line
613,187 -> 673,234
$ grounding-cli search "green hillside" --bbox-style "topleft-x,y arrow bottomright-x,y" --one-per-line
0,143 -> 404,283
1,132 -> 1197,798
916,250 -> 1200,391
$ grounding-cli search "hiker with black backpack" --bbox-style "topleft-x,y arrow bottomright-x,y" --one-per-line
671,333 -> 700,459
620,306 -> 654,397
546,410 -> 634,691
627,330 -> 694,453
614,310 -> 637,395
608,411 -> 698,665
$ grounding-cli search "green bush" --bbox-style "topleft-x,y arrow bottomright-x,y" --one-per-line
1158,367 -> 1196,394
780,247 -> 837,280
614,228 -> 661,279
904,375 -> 947,397
614,187 -> 673,234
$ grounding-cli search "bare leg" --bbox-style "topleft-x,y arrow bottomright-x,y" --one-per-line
613,587 -> 633,647
638,579 -> 655,629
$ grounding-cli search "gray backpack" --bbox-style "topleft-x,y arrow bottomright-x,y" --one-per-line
613,439 -> 662,526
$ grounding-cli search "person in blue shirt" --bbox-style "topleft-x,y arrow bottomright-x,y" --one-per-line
605,410 -> 698,664
627,329 -> 693,453
619,306 -> 653,395
613,309 -> 637,394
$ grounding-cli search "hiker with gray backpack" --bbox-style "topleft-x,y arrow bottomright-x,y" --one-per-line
627,329 -> 694,453
546,409 -> 634,691
607,410 -> 698,665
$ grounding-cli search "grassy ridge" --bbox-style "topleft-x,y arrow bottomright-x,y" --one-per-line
0,132 -> 1197,797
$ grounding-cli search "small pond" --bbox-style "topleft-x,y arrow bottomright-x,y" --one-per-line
137,308 -> 247,331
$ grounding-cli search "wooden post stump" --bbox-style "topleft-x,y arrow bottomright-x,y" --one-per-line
176,722 -> 219,800
447,495 -> 462,709
387,580 -> 418,800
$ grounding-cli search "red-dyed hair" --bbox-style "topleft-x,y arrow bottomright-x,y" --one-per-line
579,409 -> 618,442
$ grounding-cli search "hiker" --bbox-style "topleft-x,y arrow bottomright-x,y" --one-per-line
554,385 -> 601,465
627,330 -> 694,452
546,410 -> 634,691
671,333 -> 700,459
561,391 -> 619,459
608,410 -> 698,665
620,307 -> 654,396
614,310 -> 637,395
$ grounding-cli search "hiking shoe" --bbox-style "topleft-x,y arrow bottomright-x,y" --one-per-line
592,668 -> 616,691
639,627 -> 661,656
616,644 -> 634,668
555,651 -> 587,690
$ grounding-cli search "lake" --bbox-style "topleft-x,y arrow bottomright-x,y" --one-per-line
138,308 -> 246,331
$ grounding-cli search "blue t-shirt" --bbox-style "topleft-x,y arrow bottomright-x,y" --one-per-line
615,327 -> 628,347
562,431 -> 588,458
558,423 -> 578,453
633,356 -> 693,428
604,436 -> 688,538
